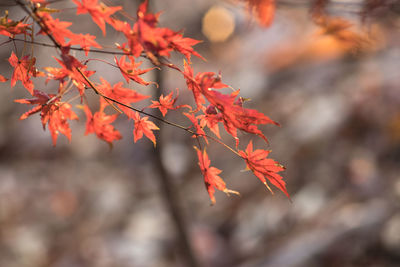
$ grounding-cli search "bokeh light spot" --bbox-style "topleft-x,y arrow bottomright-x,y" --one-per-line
202,6 -> 235,43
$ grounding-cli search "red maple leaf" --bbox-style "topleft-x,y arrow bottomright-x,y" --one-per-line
37,11 -> 102,54
183,63 -> 277,144
8,52 -> 42,94
195,147 -> 239,204
109,1 -> 202,64
239,141 -> 289,199
136,0 -> 160,27
135,1 -> 167,56
15,90 -> 78,146
44,103 -> 79,146
72,0 -> 122,35
208,90 -> 278,144
37,12 -> 74,46
167,32 -> 205,63
14,90 -> 53,119
68,33 -> 101,56
114,56 -> 156,86
133,0 -> 203,63
183,61 -> 228,110
97,77 -> 150,106
0,14 -> 30,37
149,90 -> 182,117
83,104 -> 122,145
132,112 -> 159,146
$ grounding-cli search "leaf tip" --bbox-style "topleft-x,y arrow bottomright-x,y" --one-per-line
263,181 -> 274,195
223,188 -> 240,197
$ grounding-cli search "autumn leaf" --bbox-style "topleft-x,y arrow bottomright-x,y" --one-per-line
134,0 -> 203,63
72,0 -> 122,35
136,0 -> 160,27
0,12 -> 31,37
149,90 -> 181,117
83,104 -> 122,145
37,12 -> 74,46
15,90 -> 78,146
239,141 -> 289,199
195,147 -> 239,204
132,112 -> 159,146
37,10 -> 102,53
166,30 -> 205,63
97,77 -> 150,106
68,33 -> 101,56
115,56 -> 156,86
8,52 -> 41,94
182,63 -> 278,144
14,90 -> 53,119
45,103 -> 79,146
183,62 -> 228,106
211,90 -> 278,144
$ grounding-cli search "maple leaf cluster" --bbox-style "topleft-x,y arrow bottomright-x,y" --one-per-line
1,0 -> 289,203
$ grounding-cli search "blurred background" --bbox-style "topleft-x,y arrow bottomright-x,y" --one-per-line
0,0 -> 400,266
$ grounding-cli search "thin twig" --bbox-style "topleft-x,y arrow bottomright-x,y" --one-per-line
75,67 -> 122,114
10,37 -> 129,55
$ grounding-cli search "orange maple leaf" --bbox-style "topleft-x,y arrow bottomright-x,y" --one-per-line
132,112 -> 159,146
8,52 -> 42,94
149,90 -> 181,117
15,90 -> 78,146
0,14 -> 30,37
114,56 -> 156,86
239,141 -> 289,199
166,30 -> 205,63
195,147 -> 239,204
134,0 -> 203,63
68,33 -> 102,56
37,12 -> 74,46
72,0 -> 122,35
183,61 -> 227,112
84,104 -> 122,145
97,77 -> 150,108
183,63 -> 278,145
